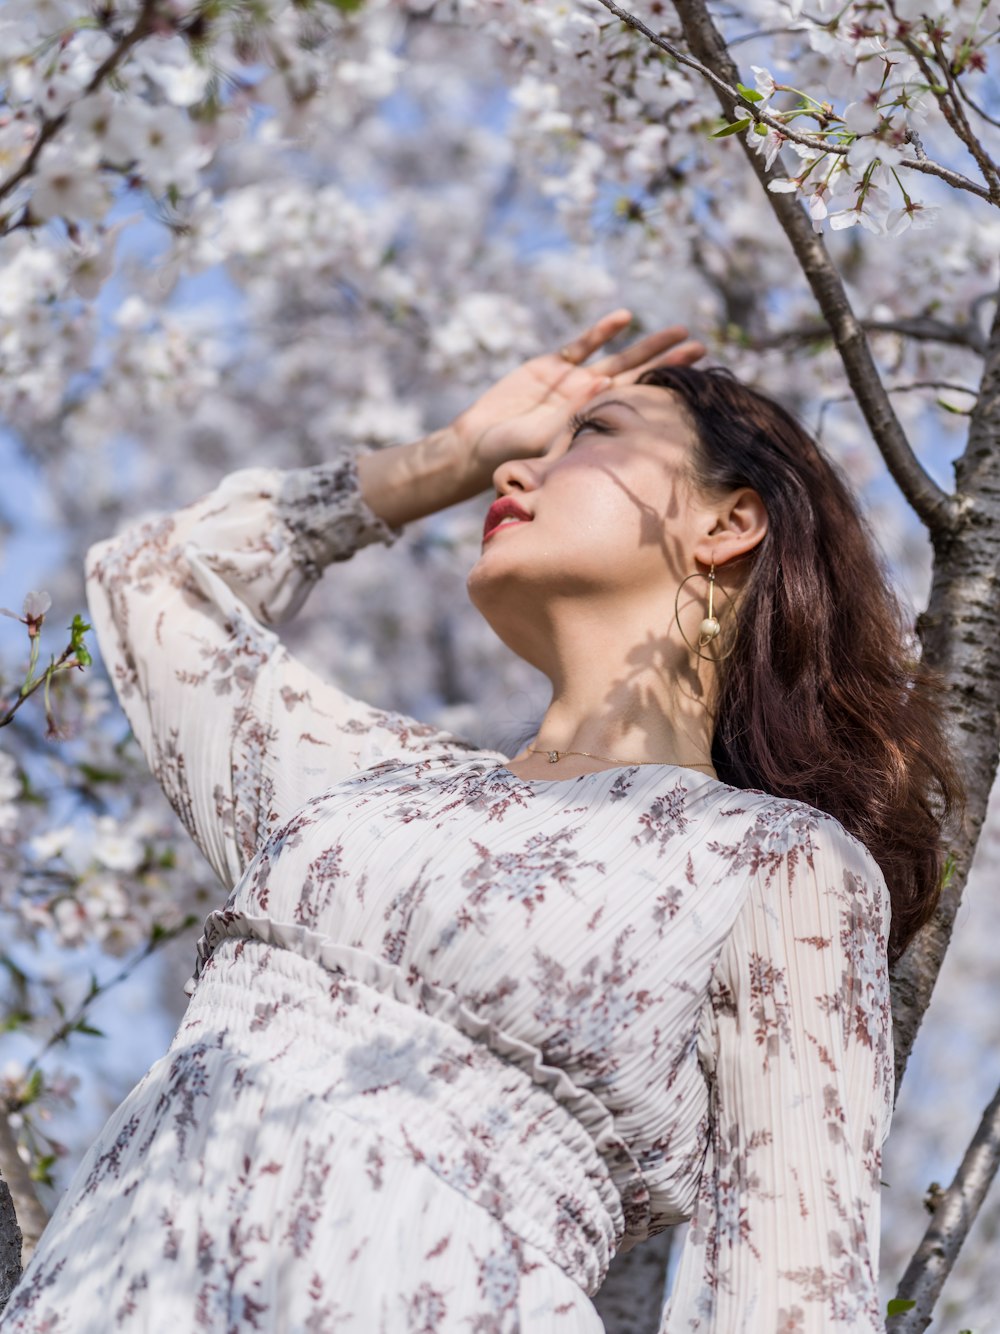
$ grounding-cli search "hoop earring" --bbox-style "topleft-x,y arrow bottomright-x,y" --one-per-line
674,562 -> 737,663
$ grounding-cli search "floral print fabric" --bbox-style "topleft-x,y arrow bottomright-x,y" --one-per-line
1,451 -> 893,1332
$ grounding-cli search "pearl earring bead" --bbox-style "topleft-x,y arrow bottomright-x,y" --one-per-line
699,617 -> 720,640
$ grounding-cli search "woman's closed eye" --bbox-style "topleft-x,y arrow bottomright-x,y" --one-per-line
567,412 -> 612,443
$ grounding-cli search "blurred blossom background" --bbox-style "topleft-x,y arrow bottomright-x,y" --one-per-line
0,0 -> 998,1326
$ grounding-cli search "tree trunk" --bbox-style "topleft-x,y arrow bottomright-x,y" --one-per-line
0,1118 -> 47,1273
0,1172 -> 21,1313
894,293 -> 1000,1092
594,1229 -> 675,1331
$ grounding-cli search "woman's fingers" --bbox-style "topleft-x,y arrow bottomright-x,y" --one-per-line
553,312 -> 706,389
588,324 -> 694,377
555,308 -> 633,366
598,339 -> 709,392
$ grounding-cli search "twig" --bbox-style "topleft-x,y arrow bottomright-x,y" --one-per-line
0,0 -> 159,218
21,916 -> 197,1079
624,0 -> 957,535
816,380 -> 977,436
892,153 -> 993,199
0,644 -> 80,729
887,1079 -> 1000,1332
741,315 -> 989,356
930,29 -> 1000,196
592,0 -> 995,203
953,76 -> 1000,132
884,0 -> 1000,202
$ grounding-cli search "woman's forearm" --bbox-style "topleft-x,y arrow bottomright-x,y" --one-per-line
355,425 -> 489,530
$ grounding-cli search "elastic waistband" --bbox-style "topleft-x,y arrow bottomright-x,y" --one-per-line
182,936 -> 622,1293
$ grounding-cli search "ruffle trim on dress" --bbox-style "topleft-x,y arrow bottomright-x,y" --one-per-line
184,908 -> 653,1246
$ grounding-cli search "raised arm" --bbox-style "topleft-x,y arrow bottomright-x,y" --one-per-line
663,813 -> 894,1333
85,449 -> 489,890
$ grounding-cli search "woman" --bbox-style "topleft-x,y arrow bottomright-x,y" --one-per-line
2,310 -> 957,1332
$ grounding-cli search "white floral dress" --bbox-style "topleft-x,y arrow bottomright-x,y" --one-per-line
1,450 -> 894,1333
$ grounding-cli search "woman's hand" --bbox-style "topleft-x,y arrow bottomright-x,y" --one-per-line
356,310 -> 706,530
451,309 -> 707,486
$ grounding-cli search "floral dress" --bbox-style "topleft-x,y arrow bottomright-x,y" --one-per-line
1,450 -> 894,1333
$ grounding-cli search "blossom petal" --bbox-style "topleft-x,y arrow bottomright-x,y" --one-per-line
23,590 -> 52,618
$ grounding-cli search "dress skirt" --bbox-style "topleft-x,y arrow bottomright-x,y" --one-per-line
0,939 -> 614,1333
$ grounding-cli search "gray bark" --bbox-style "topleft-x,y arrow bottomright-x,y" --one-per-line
0,1173 -> 21,1313
887,1078 -> 1000,1332
0,1116 -> 48,1273
594,1230 -> 675,1331
896,292 -> 1000,1089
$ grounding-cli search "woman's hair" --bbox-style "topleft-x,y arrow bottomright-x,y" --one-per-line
636,363 -> 962,966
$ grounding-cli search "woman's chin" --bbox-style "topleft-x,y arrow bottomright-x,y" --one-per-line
467,548 -> 537,621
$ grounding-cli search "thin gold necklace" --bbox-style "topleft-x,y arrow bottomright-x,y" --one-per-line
525,745 -> 716,772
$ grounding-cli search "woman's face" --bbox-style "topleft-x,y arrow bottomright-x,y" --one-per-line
466,384 -> 719,659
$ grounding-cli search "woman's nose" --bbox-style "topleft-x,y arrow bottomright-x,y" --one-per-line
492,456 -> 543,496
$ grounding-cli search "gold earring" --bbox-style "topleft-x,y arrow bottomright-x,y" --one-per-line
674,562 -> 736,662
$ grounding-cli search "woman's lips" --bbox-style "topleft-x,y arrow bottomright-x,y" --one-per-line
483,497 -> 534,542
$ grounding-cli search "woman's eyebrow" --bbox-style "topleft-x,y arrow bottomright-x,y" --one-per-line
587,398 -> 648,422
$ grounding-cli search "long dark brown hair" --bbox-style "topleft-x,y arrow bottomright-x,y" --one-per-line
637,364 -> 962,966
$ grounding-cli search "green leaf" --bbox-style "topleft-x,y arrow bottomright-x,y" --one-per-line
737,83 -> 764,101
23,1068 -> 44,1105
753,123 -> 769,136
886,1299 -> 917,1316
69,614 -> 92,666
0,1009 -> 34,1033
78,762 -> 125,784
29,1153 -> 57,1186
712,119 -> 752,138
73,1020 -> 105,1038
941,851 -> 957,890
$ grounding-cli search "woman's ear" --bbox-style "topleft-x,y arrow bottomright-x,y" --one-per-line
693,487 -> 767,568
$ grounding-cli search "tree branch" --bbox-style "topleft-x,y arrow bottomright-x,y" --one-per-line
815,381 -> 977,437
929,31 -> 1000,197
592,0 -> 995,204
0,0 -> 159,223
743,315 -> 988,356
607,0 -> 957,535
886,1079 -> 1000,1332
886,1 -> 1000,203
952,75 -> 1000,133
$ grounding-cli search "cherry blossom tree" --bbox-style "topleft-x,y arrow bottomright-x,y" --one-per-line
0,1 -> 997,1328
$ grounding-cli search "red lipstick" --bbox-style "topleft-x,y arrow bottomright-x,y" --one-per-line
483,496 -> 533,542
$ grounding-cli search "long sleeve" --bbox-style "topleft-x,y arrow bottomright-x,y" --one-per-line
662,812 -> 894,1333
85,448 -> 490,890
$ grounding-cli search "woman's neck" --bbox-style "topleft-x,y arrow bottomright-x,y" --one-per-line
506,614 -> 718,781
